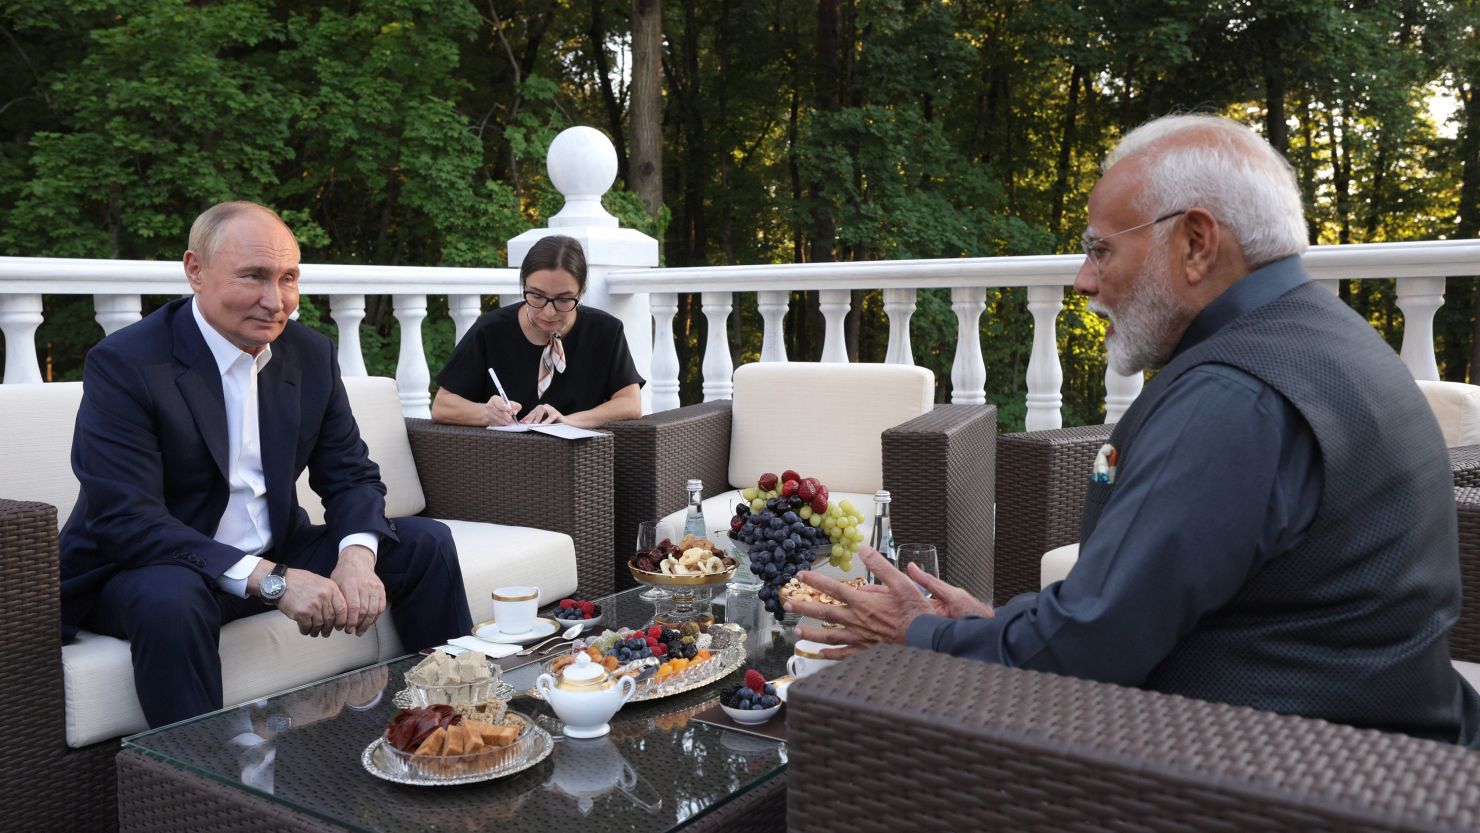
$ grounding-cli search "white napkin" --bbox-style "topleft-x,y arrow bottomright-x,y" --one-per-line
445,635 -> 521,658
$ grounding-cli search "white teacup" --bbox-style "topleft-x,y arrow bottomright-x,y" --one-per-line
786,639 -> 843,679
491,586 -> 540,634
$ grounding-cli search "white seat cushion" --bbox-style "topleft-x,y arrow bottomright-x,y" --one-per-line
1415,380 -> 1480,447
296,376 -> 426,523
728,363 -> 935,495
0,382 -> 84,528
62,517 -> 577,747
1041,543 -> 1080,588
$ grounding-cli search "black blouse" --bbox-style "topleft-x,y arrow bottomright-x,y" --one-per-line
436,303 -> 644,421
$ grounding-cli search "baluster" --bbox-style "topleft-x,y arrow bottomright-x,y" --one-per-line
883,287 -> 917,365
0,293 -> 43,384
949,287 -> 987,405
449,294 -> 481,344
329,295 -> 368,377
700,291 -> 734,401
93,294 -> 142,335
1395,275 -> 1444,381
1103,369 -> 1143,424
649,293 -> 681,412
818,289 -> 851,363
756,290 -> 790,362
1024,285 -> 1064,430
392,294 -> 431,418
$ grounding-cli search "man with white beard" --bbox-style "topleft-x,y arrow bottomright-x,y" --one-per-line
789,114 -> 1480,745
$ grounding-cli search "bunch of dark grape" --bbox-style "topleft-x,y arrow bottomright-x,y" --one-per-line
730,495 -> 828,620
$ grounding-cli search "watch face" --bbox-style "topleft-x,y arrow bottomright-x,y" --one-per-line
261,574 -> 286,600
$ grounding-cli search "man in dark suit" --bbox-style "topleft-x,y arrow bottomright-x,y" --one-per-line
60,201 -> 473,727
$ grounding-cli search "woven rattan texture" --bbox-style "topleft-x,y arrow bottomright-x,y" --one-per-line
607,401 -> 733,590
2,498 -> 120,833
685,772 -> 786,833
883,404 -> 996,601
119,749 -> 347,833
406,419 -> 614,598
994,424 -> 1111,603
1456,488 -> 1480,663
1453,445 -> 1480,489
788,645 -> 1480,833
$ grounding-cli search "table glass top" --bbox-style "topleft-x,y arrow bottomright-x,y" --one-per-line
123,585 -> 797,833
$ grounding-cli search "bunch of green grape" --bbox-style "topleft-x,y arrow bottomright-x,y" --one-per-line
818,499 -> 864,573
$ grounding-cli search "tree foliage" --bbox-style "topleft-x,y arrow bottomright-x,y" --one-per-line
1,0 -> 1475,425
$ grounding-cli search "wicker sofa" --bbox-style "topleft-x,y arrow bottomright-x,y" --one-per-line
1,377 -> 613,833
606,362 -> 999,601
788,643 -> 1480,832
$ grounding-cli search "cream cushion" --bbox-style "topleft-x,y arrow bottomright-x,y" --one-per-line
1040,543 -> 1080,588
0,381 -> 84,528
728,363 -> 935,495
297,376 -> 426,522
62,518 -> 576,747
1415,380 -> 1480,447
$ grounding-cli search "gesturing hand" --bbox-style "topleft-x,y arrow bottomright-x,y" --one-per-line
277,569 -> 349,638
786,546 -> 993,658
330,545 -> 385,636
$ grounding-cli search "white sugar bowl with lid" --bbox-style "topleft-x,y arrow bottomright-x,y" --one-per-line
536,652 -> 638,739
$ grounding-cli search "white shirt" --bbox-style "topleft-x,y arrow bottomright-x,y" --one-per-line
191,300 -> 378,598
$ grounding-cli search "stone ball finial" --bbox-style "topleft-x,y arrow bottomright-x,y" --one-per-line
547,126 -> 619,229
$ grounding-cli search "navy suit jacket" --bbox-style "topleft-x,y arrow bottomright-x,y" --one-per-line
59,297 -> 396,640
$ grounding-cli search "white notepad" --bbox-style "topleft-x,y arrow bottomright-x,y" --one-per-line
487,423 -> 605,440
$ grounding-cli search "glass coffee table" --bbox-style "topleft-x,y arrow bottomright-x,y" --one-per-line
118,586 -> 796,833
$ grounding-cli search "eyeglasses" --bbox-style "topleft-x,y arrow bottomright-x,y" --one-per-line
1080,210 -> 1187,274
523,290 -> 580,312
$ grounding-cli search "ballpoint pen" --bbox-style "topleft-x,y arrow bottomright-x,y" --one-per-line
486,367 -> 516,421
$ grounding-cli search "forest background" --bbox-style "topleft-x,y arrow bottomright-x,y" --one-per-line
2,0 -> 1477,429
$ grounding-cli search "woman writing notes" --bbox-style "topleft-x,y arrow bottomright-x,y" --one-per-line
432,235 -> 644,428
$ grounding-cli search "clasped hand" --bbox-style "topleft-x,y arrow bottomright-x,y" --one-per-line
784,545 -> 993,658
276,545 -> 385,638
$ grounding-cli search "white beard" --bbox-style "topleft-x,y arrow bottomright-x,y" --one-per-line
1089,254 -> 1189,376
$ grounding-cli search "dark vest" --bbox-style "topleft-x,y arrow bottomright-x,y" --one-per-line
1081,279 -> 1477,743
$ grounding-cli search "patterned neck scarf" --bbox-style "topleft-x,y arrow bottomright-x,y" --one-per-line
536,330 -> 566,398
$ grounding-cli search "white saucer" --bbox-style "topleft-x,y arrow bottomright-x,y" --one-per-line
471,617 -> 561,645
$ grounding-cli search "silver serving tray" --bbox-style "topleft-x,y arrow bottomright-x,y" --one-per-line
362,712 -> 553,786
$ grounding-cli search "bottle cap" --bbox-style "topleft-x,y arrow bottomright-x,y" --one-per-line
687,479 -> 703,491
874,490 -> 891,503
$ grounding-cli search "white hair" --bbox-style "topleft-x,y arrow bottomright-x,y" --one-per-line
1104,114 -> 1308,266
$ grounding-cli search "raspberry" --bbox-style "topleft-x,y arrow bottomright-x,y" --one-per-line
653,643 -> 668,656
744,669 -> 765,693
647,625 -> 663,640
579,601 -> 595,616
559,599 -> 575,609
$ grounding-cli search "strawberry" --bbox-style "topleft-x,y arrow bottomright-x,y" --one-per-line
781,479 -> 799,497
782,469 -> 801,484
811,495 -> 828,514
797,479 -> 818,501
744,669 -> 766,693
757,472 -> 778,491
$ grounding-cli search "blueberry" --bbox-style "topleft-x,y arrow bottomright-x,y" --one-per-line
762,695 -> 779,707
764,684 -> 776,695
765,498 -> 779,511
782,539 -> 797,552
782,511 -> 798,524
770,517 -> 784,530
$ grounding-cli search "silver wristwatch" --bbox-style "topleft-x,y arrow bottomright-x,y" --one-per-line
260,563 -> 288,606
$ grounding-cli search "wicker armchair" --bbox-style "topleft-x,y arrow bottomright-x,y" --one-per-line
788,644 -> 1480,832
606,400 -> 998,601
995,426 -> 1480,660
2,421 -> 611,833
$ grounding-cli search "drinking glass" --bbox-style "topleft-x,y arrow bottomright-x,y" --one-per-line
635,520 -> 675,602
894,543 -> 939,595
